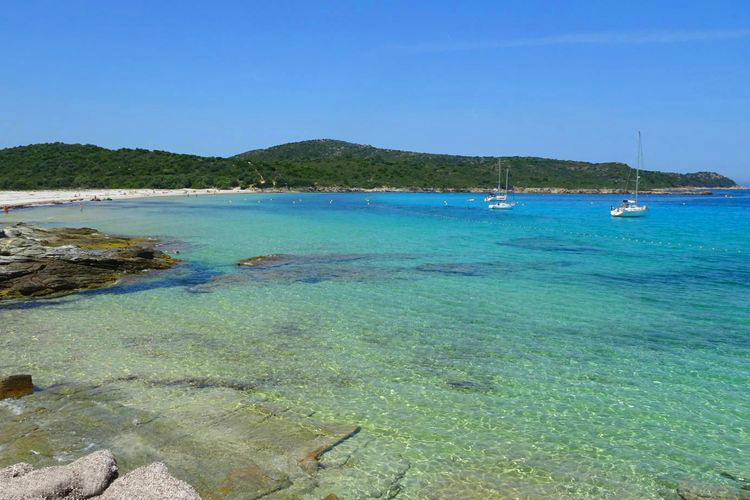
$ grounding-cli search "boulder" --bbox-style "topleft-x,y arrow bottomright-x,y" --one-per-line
0,452 -> 200,500
0,449 -> 117,500
98,462 -> 200,500
0,375 -> 32,399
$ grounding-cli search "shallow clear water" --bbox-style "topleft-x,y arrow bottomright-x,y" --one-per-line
2,191 -> 749,498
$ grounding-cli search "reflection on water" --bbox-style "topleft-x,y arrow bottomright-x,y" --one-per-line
2,191 -> 750,498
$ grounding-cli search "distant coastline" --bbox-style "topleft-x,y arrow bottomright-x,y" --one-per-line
0,140 -> 737,193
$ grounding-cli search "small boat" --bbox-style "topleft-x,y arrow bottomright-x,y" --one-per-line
484,193 -> 506,202
610,199 -> 647,217
611,132 -> 648,217
489,162 -> 515,210
484,159 -> 508,202
489,201 -> 516,210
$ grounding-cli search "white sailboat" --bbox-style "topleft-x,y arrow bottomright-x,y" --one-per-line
489,163 -> 516,210
611,132 -> 648,217
484,159 -> 507,202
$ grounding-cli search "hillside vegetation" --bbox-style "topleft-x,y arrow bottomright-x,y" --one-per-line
0,140 -> 736,191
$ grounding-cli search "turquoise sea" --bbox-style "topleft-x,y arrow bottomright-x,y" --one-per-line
2,191 -> 749,498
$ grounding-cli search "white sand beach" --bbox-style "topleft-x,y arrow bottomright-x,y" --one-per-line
0,188 -> 243,209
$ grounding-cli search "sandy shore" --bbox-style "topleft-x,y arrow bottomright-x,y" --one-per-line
2,185 -> 746,210
0,188 -> 242,209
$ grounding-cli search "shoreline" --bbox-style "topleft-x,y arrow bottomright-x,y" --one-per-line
1,185 -> 746,210
0,188 -> 241,210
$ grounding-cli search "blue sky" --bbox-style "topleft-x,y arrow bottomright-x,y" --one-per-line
2,1 -> 749,182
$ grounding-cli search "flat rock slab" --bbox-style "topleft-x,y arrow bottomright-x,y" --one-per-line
0,382 -> 365,499
0,375 -> 32,399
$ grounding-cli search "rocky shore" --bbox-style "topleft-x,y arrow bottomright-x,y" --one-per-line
0,223 -> 177,300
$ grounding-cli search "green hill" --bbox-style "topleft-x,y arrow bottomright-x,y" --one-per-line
0,140 -> 736,191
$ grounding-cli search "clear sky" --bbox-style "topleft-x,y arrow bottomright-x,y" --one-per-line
2,1 -> 749,182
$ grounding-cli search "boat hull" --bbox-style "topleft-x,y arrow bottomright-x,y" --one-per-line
489,202 -> 515,210
611,206 -> 647,217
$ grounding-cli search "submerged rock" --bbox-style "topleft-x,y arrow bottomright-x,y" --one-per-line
0,223 -> 177,300
677,480 -> 750,500
228,252 -> 397,287
445,379 -> 495,392
236,254 -> 292,267
415,263 -> 487,277
214,463 -> 291,498
236,253 -> 378,269
0,375 -> 32,399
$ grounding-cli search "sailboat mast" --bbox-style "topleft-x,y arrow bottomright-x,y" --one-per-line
505,165 -> 510,195
635,131 -> 642,203
497,159 -> 502,192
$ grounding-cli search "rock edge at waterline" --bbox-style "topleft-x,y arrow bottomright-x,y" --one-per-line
0,223 -> 177,300
0,375 -> 32,399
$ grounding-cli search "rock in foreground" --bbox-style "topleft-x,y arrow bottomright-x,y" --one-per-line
99,462 -> 200,500
0,223 -> 177,300
0,450 -> 117,500
0,451 -> 199,500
